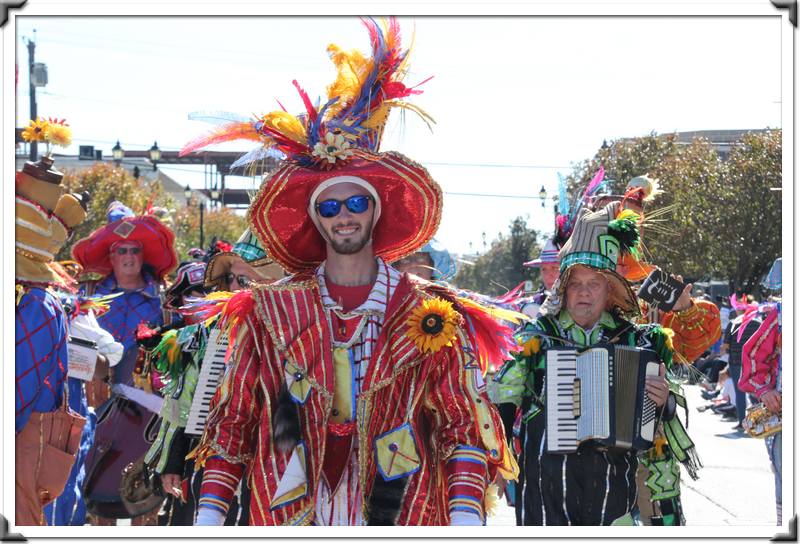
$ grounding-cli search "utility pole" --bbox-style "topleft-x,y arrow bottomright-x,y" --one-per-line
26,33 -> 37,161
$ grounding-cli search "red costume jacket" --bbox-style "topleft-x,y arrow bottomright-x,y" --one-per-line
190,273 -> 516,525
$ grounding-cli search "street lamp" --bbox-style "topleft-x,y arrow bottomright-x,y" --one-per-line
210,185 -> 220,208
184,185 -> 206,249
112,140 -> 124,165
149,141 -> 161,171
538,185 -> 547,208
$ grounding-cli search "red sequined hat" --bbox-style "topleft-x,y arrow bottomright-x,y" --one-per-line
72,201 -> 178,280
179,18 -> 440,273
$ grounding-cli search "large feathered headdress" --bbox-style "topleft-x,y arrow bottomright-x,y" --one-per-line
179,18 -> 442,274
180,18 -> 433,171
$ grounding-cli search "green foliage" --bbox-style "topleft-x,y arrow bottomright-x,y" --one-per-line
565,129 -> 781,295
172,200 -> 248,259
452,216 -> 541,296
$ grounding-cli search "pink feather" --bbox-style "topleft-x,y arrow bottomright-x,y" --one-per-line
179,121 -> 262,156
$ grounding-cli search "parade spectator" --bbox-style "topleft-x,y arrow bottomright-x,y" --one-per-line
720,295 -> 762,431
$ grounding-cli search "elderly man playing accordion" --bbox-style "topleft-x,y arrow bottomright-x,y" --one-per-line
491,202 -> 679,526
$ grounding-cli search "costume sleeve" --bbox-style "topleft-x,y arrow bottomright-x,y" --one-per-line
15,289 -> 68,433
190,319 -> 265,517
738,309 -> 780,397
425,330 -> 518,524
660,299 -> 722,363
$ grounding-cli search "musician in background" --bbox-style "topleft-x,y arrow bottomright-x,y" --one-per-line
591,177 -> 719,526
72,201 -> 178,526
144,234 -> 283,525
491,202 -> 675,525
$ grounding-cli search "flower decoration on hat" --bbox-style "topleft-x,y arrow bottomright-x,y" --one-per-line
406,297 -> 461,354
21,117 -> 72,154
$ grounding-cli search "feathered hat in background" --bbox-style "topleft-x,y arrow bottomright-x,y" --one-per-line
179,18 -> 440,274
72,201 -> 178,281
591,174 -> 666,282
204,229 -> 285,291
540,201 -> 643,317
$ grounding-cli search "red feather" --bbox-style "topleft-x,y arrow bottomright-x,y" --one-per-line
179,121 -> 262,156
457,301 -> 519,374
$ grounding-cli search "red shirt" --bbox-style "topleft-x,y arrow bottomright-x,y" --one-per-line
326,281 -> 373,314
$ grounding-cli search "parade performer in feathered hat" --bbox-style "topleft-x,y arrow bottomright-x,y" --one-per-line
15,117 -> 90,525
72,200 -> 178,525
490,200 -> 681,525
180,18 -> 519,526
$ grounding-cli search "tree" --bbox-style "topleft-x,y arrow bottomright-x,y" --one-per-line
564,129 -> 781,294
710,130 -> 781,293
453,217 -> 541,296
171,201 -> 248,260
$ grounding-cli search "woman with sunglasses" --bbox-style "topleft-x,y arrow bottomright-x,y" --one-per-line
72,201 -> 179,526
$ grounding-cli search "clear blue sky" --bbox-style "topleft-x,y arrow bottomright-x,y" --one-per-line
14,16 -> 781,255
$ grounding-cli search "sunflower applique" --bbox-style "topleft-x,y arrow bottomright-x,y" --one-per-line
406,297 -> 460,354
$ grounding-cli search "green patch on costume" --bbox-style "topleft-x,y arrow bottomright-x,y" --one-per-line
641,453 -> 681,501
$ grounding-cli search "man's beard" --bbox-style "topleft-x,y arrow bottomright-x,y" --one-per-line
327,217 -> 374,255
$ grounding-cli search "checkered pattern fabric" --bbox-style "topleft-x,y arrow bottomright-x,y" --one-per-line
233,230 -> 267,264
91,274 -> 164,352
15,287 -> 68,432
560,251 -> 615,273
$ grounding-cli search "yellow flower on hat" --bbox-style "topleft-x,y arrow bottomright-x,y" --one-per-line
21,117 -> 49,143
43,119 -> 72,147
312,132 -> 354,164
406,297 -> 460,354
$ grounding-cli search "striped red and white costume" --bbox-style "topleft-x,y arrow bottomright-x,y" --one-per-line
191,259 -> 514,525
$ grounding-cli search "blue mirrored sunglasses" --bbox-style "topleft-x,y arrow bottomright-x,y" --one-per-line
315,195 -> 373,218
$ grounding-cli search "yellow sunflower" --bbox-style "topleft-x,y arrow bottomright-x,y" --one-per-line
406,297 -> 460,354
20,117 -> 49,143
43,119 -> 72,147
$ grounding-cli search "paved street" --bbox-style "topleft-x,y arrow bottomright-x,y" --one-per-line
488,383 -> 779,527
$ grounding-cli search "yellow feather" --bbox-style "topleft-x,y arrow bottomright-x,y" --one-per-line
325,44 -> 370,117
260,111 -> 307,144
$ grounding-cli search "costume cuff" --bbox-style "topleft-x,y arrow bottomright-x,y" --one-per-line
198,455 -> 245,517
446,446 -> 487,524
194,506 -> 226,526
449,510 -> 483,526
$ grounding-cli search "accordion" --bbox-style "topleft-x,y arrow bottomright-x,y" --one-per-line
545,343 -> 660,453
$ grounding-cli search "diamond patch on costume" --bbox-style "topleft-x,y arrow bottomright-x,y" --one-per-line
270,441 -> 309,510
284,361 -> 311,404
113,221 -> 136,238
374,423 -> 421,481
